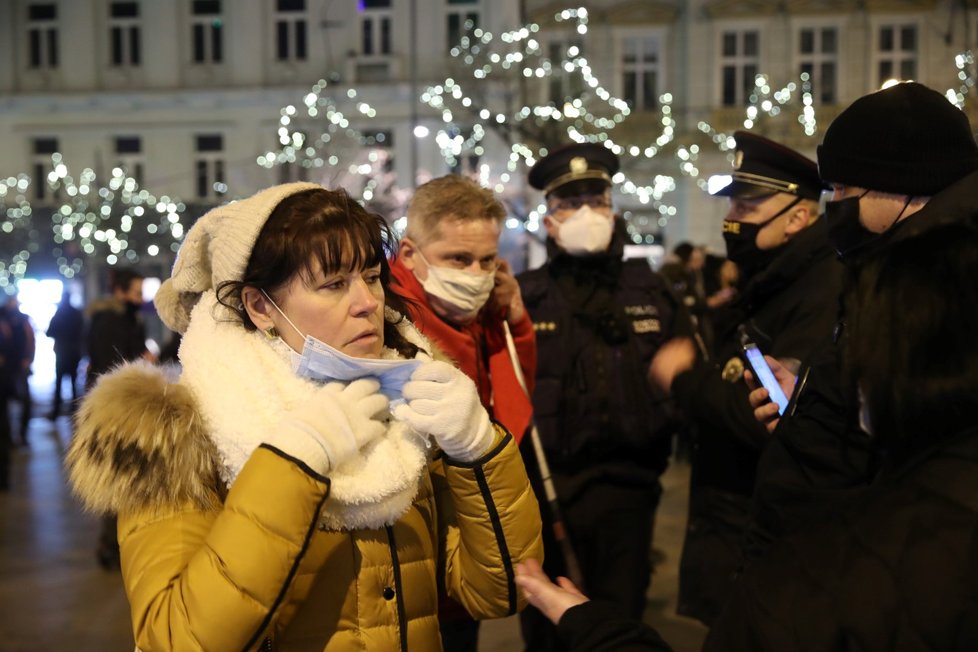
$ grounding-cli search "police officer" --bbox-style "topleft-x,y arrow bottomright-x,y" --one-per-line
517,143 -> 688,651
649,131 -> 843,625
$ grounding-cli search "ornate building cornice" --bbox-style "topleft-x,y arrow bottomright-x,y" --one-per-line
529,1 -> 679,27
704,0 -> 939,19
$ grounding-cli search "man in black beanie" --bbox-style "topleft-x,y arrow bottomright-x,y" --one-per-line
742,81 -> 978,563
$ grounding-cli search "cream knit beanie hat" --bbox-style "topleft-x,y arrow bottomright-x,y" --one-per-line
155,182 -> 321,333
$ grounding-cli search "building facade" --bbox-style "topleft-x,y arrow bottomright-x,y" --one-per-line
1,0 -> 975,281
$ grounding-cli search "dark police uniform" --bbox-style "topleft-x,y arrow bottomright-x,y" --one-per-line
517,144 -> 689,651
671,132 -> 843,625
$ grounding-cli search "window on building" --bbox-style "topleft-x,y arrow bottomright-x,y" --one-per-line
875,23 -> 917,86
114,136 -> 144,185
361,0 -> 392,56
195,134 -> 226,199
622,35 -> 660,111
32,137 -> 59,202
447,0 -> 479,52
27,3 -> 59,69
191,0 -> 223,64
109,1 -> 141,66
720,29 -> 759,106
276,0 -> 307,62
360,129 -> 395,173
360,129 -> 393,147
798,26 -> 838,104
548,38 -> 584,104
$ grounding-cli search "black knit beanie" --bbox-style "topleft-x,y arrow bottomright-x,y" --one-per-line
817,82 -> 978,196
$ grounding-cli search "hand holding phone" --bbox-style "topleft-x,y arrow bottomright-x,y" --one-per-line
742,343 -> 790,415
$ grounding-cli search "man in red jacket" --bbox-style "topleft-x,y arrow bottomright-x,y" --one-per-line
390,174 -> 536,651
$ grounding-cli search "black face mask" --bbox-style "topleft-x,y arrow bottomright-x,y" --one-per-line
125,300 -> 141,317
825,190 -> 872,260
723,196 -> 801,274
825,191 -> 913,261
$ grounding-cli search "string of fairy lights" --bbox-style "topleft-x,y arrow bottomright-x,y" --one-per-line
254,80 -> 404,211
422,7 -> 840,237
0,159 -> 188,287
2,2 -> 975,282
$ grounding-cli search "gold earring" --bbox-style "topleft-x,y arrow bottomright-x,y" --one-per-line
263,326 -> 278,339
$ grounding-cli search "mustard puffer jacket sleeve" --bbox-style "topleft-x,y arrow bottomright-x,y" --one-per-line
119,445 -> 330,652
432,424 -> 544,618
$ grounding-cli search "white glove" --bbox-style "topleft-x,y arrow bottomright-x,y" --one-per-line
393,360 -> 494,462
266,378 -> 390,475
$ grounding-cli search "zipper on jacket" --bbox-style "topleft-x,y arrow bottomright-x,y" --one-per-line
385,525 -> 410,651
473,464 -> 518,615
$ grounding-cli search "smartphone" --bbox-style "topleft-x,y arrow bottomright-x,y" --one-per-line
742,343 -> 790,415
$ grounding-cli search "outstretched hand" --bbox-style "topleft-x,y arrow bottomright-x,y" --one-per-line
515,558 -> 589,625
648,337 -> 697,393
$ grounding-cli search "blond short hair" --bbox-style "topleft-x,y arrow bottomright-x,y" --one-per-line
405,175 -> 505,245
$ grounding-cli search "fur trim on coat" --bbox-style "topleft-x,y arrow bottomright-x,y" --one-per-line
66,361 -> 223,515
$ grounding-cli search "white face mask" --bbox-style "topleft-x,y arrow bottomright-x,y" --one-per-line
555,206 -> 614,255
262,291 -> 421,402
415,251 -> 495,324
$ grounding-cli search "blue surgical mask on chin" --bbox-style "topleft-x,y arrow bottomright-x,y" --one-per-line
261,291 -> 421,404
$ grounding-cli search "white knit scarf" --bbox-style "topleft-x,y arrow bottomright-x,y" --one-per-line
179,291 -> 432,531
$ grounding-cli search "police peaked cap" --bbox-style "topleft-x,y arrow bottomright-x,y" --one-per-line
529,143 -> 620,195
711,131 -> 825,200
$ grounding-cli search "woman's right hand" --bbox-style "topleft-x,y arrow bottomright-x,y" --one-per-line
271,378 -> 390,474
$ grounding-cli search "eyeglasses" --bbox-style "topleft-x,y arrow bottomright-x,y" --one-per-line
548,195 -> 612,212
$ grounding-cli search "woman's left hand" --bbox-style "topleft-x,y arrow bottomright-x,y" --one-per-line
393,360 -> 494,462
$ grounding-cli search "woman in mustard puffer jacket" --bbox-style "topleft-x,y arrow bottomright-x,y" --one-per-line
66,182 -> 544,651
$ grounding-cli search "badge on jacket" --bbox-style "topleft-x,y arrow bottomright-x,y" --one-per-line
721,356 -> 745,383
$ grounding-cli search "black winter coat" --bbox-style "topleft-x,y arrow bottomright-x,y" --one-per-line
706,425 -> 978,651
86,299 -> 147,386
671,218 -> 843,624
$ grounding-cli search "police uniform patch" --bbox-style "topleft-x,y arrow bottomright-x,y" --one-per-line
721,356 -> 745,383
632,318 -> 661,334
624,304 -> 659,317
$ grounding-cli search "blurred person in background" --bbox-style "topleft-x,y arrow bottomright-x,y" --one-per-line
46,291 -> 84,420
0,303 -> 20,490
2,297 -> 35,447
84,267 -> 153,570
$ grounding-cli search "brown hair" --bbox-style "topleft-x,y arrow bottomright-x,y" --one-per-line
405,175 -> 505,244
217,188 -> 422,359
